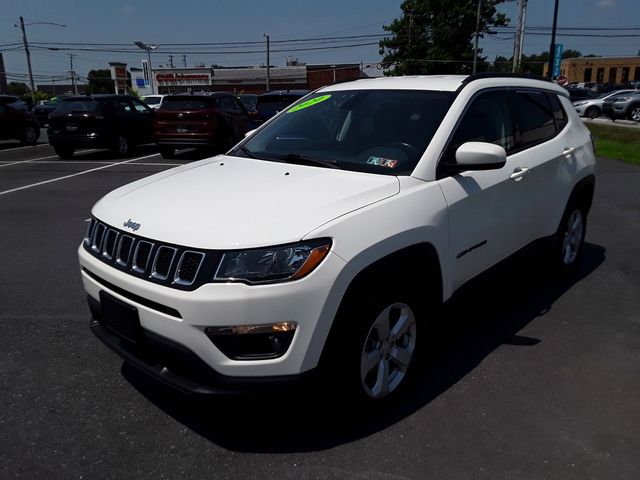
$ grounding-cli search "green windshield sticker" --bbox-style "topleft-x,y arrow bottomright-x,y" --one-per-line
287,95 -> 331,113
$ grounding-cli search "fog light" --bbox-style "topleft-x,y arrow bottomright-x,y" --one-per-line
205,322 -> 297,360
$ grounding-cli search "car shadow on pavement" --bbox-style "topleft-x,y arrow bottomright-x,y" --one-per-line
122,242 -> 606,453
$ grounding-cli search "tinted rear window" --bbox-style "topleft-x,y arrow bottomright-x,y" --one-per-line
56,99 -> 105,114
160,97 -> 215,111
512,91 -> 557,147
143,96 -> 161,105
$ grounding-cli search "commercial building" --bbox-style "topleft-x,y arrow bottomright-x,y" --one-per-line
130,63 -> 365,96
544,56 -> 640,85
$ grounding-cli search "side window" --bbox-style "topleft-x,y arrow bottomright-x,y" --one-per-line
511,91 -> 557,147
218,96 -> 238,111
114,99 -> 134,113
131,98 -> 152,114
232,97 -> 247,113
445,90 -> 515,163
547,93 -> 568,131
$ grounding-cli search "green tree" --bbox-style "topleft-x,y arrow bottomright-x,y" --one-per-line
7,82 -> 29,96
379,0 -> 509,75
86,69 -> 115,94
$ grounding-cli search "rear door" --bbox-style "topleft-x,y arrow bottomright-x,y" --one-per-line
0,104 -> 23,140
130,97 -> 155,143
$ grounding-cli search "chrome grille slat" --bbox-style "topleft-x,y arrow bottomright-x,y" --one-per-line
101,229 -> 119,260
85,219 -> 209,290
116,235 -> 135,267
174,251 -> 205,286
151,246 -> 177,281
132,241 -> 154,273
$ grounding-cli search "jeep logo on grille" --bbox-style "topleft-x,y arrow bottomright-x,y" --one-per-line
123,219 -> 141,231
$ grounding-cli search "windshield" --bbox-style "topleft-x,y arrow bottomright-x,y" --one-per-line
231,89 -> 454,176
160,97 -> 214,111
55,99 -> 104,114
143,96 -> 162,105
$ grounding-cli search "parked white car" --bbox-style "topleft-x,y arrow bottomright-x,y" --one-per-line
573,89 -> 637,118
140,94 -> 166,110
80,74 -> 596,402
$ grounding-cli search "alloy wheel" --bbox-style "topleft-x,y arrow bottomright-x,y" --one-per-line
116,136 -> 128,155
360,302 -> 416,399
23,126 -> 37,145
562,209 -> 584,266
630,107 -> 640,122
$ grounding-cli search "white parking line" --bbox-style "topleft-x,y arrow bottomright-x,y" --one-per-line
0,149 -> 101,168
0,155 -> 59,168
0,143 -> 49,151
0,153 -> 160,197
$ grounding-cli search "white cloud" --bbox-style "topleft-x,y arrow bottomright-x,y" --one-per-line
597,0 -> 615,7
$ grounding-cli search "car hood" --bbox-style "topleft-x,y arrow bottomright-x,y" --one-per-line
92,155 -> 400,249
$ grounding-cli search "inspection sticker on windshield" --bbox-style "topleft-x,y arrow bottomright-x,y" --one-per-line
287,95 -> 331,113
367,156 -> 398,168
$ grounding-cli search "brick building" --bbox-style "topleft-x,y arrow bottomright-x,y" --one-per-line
544,56 -> 640,84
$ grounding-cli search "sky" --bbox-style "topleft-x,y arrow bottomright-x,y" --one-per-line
1,0 -> 639,88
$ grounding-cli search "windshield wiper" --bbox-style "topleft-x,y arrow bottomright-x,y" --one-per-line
278,153 -> 340,169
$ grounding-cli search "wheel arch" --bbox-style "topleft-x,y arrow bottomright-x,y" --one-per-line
312,242 -> 443,370
569,174 -> 596,216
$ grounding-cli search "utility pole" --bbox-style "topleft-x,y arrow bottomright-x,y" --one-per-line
169,55 -> 174,68
512,0 -> 527,72
264,33 -> 270,91
547,0 -> 560,79
17,17 -> 36,103
68,54 -> 78,94
472,0 -> 483,74
182,55 -> 187,68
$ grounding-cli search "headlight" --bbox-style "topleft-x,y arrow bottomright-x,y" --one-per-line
214,239 -> 331,284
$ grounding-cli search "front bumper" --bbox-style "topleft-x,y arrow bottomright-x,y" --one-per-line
79,243 -> 346,380
88,296 -> 314,395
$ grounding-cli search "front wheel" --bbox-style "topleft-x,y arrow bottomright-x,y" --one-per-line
627,105 -> 640,122
359,302 -> 417,399
585,106 -> 600,119
54,146 -> 75,159
112,135 -> 129,156
21,125 -> 38,146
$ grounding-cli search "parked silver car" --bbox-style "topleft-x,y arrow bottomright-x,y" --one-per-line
602,90 -> 640,121
573,89 -> 637,119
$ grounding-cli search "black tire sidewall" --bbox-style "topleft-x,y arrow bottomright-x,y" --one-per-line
326,281 -> 425,403
585,107 -> 599,119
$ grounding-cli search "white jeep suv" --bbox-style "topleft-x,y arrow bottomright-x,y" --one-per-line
80,74 -> 596,401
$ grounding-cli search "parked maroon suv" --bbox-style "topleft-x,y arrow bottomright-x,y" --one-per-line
154,93 -> 251,158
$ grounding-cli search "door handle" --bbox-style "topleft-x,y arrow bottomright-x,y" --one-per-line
563,146 -> 577,156
510,167 -> 529,181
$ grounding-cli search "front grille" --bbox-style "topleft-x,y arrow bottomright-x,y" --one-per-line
84,218 -> 216,291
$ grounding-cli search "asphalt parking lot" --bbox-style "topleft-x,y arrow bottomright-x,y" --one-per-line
1,139 -> 639,479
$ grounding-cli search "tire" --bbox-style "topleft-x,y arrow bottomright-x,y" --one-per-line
111,135 -> 129,156
627,104 -> 640,122
326,281 -> 423,403
585,106 -> 600,119
54,146 -> 75,159
159,146 -> 176,159
552,201 -> 587,270
21,125 -> 38,146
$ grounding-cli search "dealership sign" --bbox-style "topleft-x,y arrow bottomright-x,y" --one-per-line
154,70 -> 212,86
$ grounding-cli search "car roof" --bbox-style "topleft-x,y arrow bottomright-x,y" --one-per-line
319,74 -> 567,96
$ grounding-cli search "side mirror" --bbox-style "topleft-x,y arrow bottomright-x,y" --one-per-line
454,142 -> 507,171
244,129 -> 257,138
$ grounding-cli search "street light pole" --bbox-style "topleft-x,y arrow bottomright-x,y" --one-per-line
473,0 -> 483,74
264,34 -> 271,91
135,41 -> 159,95
17,17 -> 35,103
547,0 -> 560,79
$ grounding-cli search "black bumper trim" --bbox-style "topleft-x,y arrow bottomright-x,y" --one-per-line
88,298 -> 312,396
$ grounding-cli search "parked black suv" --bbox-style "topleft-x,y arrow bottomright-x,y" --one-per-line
48,95 -> 155,159
0,101 -> 40,145
254,90 -> 309,124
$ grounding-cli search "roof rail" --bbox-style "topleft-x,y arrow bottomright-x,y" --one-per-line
461,72 -> 551,85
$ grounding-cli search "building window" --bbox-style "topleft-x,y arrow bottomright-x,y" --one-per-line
596,68 -> 605,83
635,67 -> 640,81
608,67 -> 617,84
583,68 -> 592,82
621,67 -> 630,84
